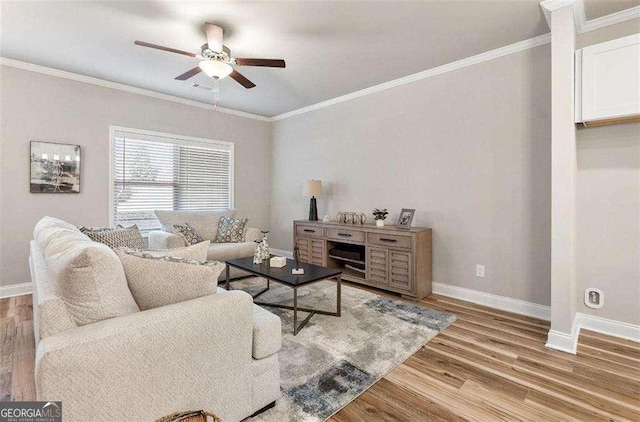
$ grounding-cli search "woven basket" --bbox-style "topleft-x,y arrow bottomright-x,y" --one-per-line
156,410 -> 221,422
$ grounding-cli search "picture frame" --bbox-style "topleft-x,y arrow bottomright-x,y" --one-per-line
30,141 -> 81,193
396,208 -> 415,229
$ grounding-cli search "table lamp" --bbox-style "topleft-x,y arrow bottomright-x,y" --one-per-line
304,180 -> 322,221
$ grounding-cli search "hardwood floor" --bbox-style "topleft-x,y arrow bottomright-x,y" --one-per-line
1,293 -> 639,421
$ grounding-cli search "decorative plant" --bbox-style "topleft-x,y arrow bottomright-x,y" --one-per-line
372,208 -> 389,221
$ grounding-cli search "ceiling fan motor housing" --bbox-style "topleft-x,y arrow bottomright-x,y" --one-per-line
201,44 -> 231,62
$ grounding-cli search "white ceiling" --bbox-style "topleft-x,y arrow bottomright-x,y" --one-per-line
0,1 -> 632,117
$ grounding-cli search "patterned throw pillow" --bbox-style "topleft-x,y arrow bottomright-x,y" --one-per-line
214,217 -> 248,243
79,225 -> 146,249
173,223 -> 205,245
116,249 -> 224,310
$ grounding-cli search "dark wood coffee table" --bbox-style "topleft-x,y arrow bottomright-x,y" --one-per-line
225,257 -> 342,335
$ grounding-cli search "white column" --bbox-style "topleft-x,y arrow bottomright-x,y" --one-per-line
542,1 -> 579,353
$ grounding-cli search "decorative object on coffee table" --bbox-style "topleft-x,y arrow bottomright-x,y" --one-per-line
396,208 -> 415,229
253,231 -> 270,264
372,208 -> 388,227
303,180 -> 322,221
156,410 -> 221,422
30,141 -> 81,193
292,245 -> 304,274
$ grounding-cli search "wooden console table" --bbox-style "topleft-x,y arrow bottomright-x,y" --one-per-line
293,220 -> 432,300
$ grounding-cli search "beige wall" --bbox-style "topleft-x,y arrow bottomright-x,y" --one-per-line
271,45 -> 552,306
576,18 -> 640,49
573,20 -> 640,326
576,123 -> 639,325
0,66 -> 271,286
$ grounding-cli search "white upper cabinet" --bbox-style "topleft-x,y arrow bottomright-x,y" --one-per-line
575,34 -> 640,123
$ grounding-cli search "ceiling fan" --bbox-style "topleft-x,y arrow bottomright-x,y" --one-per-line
135,22 -> 285,89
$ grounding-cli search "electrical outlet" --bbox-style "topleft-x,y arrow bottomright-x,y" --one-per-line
476,264 -> 485,278
584,288 -> 604,309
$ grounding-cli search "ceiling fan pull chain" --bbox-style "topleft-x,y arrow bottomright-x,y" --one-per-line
213,78 -> 219,111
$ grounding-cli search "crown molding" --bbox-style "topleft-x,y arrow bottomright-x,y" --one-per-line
543,0 -> 640,34
0,57 -> 271,122
270,33 -> 552,122
578,3 -> 640,34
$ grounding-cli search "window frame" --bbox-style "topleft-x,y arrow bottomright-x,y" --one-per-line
108,125 -> 235,228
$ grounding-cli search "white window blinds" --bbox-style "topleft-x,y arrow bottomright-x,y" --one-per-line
110,128 -> 233,231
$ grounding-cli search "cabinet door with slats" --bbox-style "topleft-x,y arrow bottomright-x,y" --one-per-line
389,250 -> 413,292
296,237 -> 311,263
367,247 -> 389,285
310,239 -> 326,266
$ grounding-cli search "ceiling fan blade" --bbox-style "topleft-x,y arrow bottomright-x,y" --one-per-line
229,69 -> 256,89
134,40 -> 196,57
204,22 -> 224,53
234,58 -> 286,68
175,67 -> 202,80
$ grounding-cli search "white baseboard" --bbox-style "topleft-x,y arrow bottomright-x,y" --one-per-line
575,313 -> 640,343
546,324 -> 581,354
0,282 -> 32,299
432,282 -> 551,321
270,248 -> 293,259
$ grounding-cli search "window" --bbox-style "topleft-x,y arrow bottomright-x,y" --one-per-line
110,127 -> 233,231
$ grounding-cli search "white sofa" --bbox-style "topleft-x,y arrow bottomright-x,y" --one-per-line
29,217 -> 281,422
149,210 -> 261,281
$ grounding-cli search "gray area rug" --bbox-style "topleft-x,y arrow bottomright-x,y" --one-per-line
233,277 -> 457,422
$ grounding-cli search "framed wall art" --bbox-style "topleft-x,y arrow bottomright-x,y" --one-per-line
30,141 -> 81,193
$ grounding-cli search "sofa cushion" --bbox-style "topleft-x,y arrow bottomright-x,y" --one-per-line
214,217 -> 249,243
34,216 -> 140,326
154,210 -> 235,242
251,305 -> 282,359
117,250 -> 224,310
173,223 -> 205,245
207,242 -> 256,262
80,225 -> 146,249
136,240 -> 210,261
216,287 -> 282,360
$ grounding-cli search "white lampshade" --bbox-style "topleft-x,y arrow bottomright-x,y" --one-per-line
303,180 -> 322,197
53,154 -> 60,161
199,60 -> 233,79
41,153 -> 48,160
64,155 -> 71,162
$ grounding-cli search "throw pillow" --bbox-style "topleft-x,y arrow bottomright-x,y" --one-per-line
214,217 -> 248,243
116,249 -> 224,311
80,225 -> 146,250
35,217 -> 140,326
124,240 -> 210,261
173,223 -> 205,245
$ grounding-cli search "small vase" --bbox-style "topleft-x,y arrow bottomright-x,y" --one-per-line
376,219 -> 384,227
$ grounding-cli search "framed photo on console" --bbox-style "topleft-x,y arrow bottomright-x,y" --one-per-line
396,208 -> 415,229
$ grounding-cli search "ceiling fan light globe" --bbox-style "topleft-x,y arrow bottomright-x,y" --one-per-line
198,60 -> 233,79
